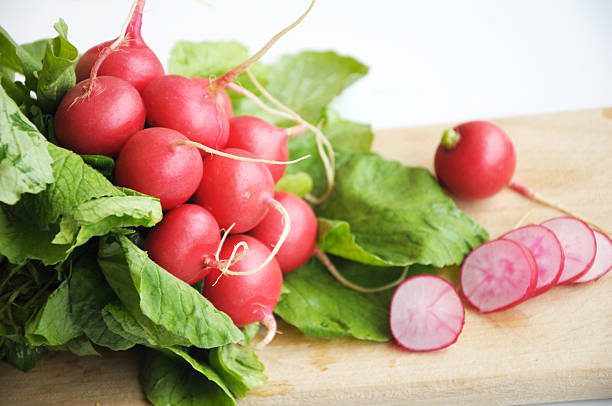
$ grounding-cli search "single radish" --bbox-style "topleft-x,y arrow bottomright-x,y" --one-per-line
434,121 -> 516,199
461,239 -> 537,313
390,274 -> 464,352
203,234 -> 283,346
142,75 -> 231,151
114,127 -> 203,210
193,148 -> 275,233
501,225 -> 564,295
141,0 -> 314,152
192,77 -> 233,118
54,76 -> 145,156
434,121 -> 610,234
227,116 -> 304,182
572,230 -> 612,283
249,191 -> 316,273
540,217 -> 596,284
75,0 -> 164,92
144,204 -> 220,284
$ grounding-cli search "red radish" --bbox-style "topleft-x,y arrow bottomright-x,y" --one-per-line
193,148 -> 275,233
540,217 -> 597,284
192,77 -> 233,118
144,204 -> 220,284
227,116 -> 304,182
142,75 -> 230,150
54,76 -> 145,156
434,121 -> 610,235
203,235 -> 283,346
501,225 -> 564,295
461,239 -> 537,313
114,127 -> 203,210
572,230 -> 612,283
75,0 -> 164,92
250,191 -> 316,273
141,0 -> 314,153
434,121 -> 516,199
390,275 -> 464,352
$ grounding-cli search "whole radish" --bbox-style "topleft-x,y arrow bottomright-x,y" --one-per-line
461,239 -> 537,313
142,75 -> 230,150
192,77 -> 233,118
141,0 -> 314,152
114,127 -> 203,210
75,0 -> 164,92
434,121 -> 610,234
250,191 -> 316,273
390,275 -> 464,352
203,234 -> 283,346
144,204 -> 220,284
227,116 -> 304,182
434,121 -> 516,199
193,148 -> 276,233
54,76 -> 145,156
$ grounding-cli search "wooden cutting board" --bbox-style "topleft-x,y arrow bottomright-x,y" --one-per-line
1,108 -> 611,406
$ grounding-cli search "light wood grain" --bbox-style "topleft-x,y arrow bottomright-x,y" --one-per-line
1,109 -> 611,406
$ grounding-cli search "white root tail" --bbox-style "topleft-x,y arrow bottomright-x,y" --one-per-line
508,181 -> 611,235
254,312 -> 277,349
218,198 -> 291,277
172,139 -> 310,165
314,249 -> 408,293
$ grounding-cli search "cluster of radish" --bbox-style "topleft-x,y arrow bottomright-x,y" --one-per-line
54,0 -> 321,345
389,121 -> 612,352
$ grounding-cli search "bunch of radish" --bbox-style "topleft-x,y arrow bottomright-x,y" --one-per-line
389,120 -> 612,353
53,0 -> 321,345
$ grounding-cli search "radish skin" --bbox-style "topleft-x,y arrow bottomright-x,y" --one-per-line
572,230 -> 612,284
501,225 -> 564,295
540,217 -> 596,284
390,275 -> 464,352
461,239 -> 537,313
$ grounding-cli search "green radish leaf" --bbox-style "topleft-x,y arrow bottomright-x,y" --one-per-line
274,171 -> 313,197
0,143 -> 161,265
80,154 -> 115,178
65,335 -> 100,356
0,85 -> 54,205
102,301 -> 153,346
25,280 -> 82,346
141,348 -> 236,406
316,152 -> 489,267
1,340 -> 42,372
275,257 -> 405,341
167,40 -> 268,100
233,51 -> 368,125
0,26 -> 42,89
98,235 -> 244,349
209,344 -> 267,398
36,19 -> 79,113
69,250 -> 135,351
285,108 -> 374,197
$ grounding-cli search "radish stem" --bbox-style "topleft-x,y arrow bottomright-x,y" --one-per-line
314,249 -> 409,293
440,128 -> 460,149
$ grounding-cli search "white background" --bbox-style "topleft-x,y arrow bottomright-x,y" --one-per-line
2,1 -> 611,405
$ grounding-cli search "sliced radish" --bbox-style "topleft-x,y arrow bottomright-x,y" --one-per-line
540,217 -> 596,284
461,239 -> 537,313
501,225 -> 564,295
390,275 -> 464,352
572,230 -> 612,284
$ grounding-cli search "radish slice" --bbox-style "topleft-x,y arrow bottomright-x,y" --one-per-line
461,240 -> 537,313
390,275 -> 464,352
501,225 -> 564,295
572,230 -> 612,284
540,217 -> 596,284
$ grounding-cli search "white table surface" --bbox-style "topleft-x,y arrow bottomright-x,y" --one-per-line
1,1 -> 611,405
